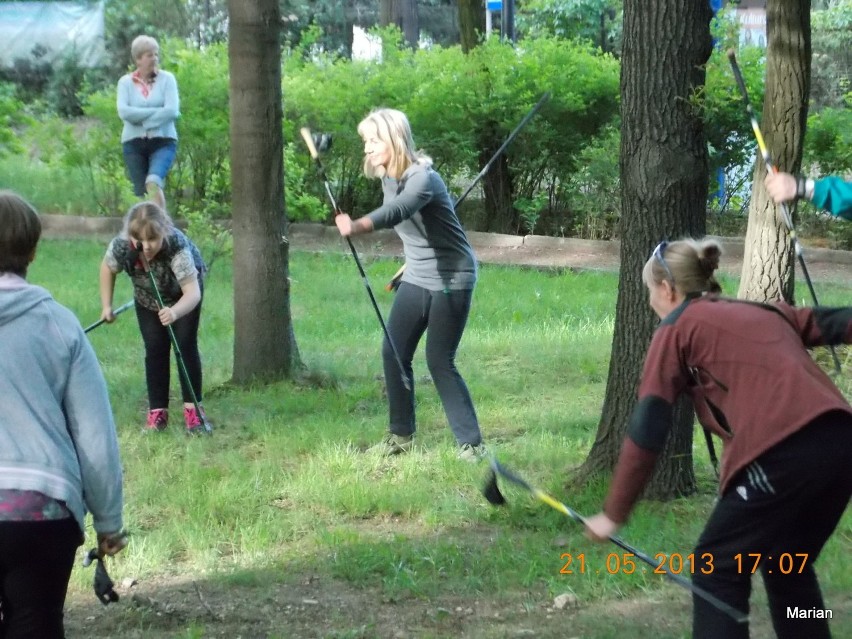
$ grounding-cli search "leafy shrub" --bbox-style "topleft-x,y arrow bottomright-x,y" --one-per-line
0,83 -> 31,156
804,102 -> 852,175
561,125 -> 621,239
284,28 -> 621,231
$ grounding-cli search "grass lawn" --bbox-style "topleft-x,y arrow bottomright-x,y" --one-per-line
26,239 -> 852,638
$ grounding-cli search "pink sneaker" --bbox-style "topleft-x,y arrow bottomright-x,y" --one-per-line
145,408 -> 168,431
184,406 -> 208,434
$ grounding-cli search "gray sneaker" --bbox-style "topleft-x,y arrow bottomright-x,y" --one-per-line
458,443 -> 487,463
368,432 -> 414,456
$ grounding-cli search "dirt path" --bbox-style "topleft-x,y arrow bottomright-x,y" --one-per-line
285,224 -> 851,285
39,214 -> 852,283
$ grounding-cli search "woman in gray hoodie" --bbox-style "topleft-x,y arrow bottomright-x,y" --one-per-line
0,191 -> 125,637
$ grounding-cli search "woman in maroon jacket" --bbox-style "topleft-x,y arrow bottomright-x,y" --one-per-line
585,237 -> 852,639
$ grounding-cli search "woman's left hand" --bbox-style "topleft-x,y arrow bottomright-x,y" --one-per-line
158,306 -> 177,326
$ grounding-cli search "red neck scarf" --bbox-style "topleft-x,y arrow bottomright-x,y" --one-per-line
131,70 -> 157,99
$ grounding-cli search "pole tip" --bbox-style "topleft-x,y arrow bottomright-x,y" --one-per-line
300,127 -> 319,159
482,470 -> 506,506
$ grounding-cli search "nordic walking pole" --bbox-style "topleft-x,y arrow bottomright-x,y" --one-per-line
385,91 -> 552,292
136,245 -> 211,434
84,299 -> 135,334
727,49 -> 840,373
299,127 -> 412,391
482,457 -> 749,625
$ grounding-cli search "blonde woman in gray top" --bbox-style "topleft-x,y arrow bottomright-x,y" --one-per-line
335,108 -> 485,462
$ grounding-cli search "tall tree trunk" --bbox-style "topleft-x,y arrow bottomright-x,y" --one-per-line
380,0 -> 419,48
479,123 -> 518,234
577,0 -> 713,500
737,0 -> 811,304
458,0 -> 484,53
228,0 -> 301,384
401,0 -> 419,49
379,0 -> 400,27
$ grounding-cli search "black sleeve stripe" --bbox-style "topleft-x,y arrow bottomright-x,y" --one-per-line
627,395 -> 672,452
812,307 -> 852,345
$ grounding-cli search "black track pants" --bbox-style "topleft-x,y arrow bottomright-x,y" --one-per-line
383,282 -> 481,446
692,410 -> 852,639
135,300 -> 203,408
0,518 -> 81,639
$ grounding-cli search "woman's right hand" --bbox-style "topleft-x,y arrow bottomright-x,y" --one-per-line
584,512 -> 619,542
100,308 -> 115,324
97,531 -> 129,557
335,212 -> 353,237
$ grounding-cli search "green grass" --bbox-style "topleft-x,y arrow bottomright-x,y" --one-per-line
26,239 -> 852,637
0,156 -> 104,215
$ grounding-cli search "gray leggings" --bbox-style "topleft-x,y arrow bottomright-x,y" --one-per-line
383,282 -> 481,446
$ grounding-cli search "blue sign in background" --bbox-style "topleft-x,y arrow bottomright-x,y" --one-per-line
487,0 -> 502,10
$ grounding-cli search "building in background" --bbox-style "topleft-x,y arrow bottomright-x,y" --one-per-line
734,0 -> 767,48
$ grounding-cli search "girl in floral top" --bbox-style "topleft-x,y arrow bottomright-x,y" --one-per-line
99,202 -> 208,432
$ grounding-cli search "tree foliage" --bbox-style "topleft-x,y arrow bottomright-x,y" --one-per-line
517,0 -> 623,54
810,0 -> 851,109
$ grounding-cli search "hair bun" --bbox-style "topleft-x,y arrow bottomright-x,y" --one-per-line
697,241 -> 722,276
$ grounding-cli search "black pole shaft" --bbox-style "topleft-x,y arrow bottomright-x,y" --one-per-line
454,92 -> 550,210
489,459 -> 748,624
84,300 -> 134,334
344,236 -> 411,391
306,150 -> 412,391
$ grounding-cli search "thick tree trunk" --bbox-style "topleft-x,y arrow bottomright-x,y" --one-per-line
458,0 -> 485,53
379,0 -> 399,27
228,0 -> 301,384
379,0 -> 418,48
737,0 -> 810,304
577,0 -> 714,500
479,130 -> 517,234
400,0 -> 419,49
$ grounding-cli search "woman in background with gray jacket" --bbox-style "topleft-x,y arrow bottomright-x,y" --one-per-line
117,34 -> 180,211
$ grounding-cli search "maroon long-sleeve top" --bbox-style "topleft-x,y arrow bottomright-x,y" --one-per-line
604,294 -> 852,524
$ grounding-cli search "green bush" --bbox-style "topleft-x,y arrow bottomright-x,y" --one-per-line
284,28 -> 621,229
0,82 -> 31,156
804,101 -> 852,175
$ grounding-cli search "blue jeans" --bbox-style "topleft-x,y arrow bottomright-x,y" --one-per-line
122,138 -> 177,197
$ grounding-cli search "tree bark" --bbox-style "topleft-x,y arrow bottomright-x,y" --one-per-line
380,0 -> 419,48
400,0 -> 419,49
458,0 -> 485,53
737,0 -> 811,304
228,0 -> 301,384
577,0 -> 714,500
479,124 -> 518,234
379,0 -> 399,28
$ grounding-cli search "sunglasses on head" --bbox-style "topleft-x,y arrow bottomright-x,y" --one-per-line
652,241 -> 675,284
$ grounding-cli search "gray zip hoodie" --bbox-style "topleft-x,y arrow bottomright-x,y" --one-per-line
0,275 -> 123,535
